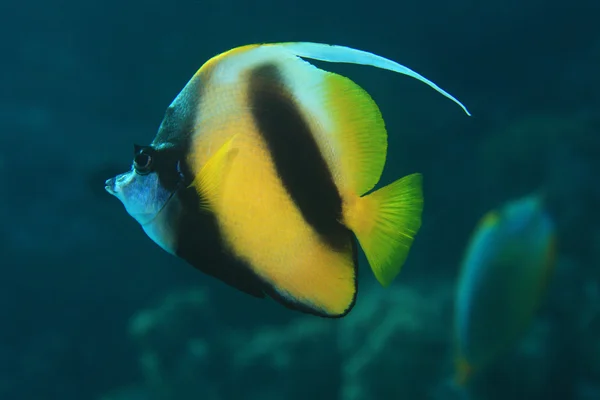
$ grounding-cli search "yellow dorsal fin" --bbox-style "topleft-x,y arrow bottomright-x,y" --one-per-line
188,135 -> 239,211
343,173 -> 423,286
320,72 -> 388,196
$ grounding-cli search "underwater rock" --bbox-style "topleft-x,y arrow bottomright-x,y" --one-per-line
104,283 -> 455,400
127,287 -> 218,399
338,283 -> 454,400
223,317 -> 339,400
126,287 -> 339,399
104,273 -> 591,400
126,286 -> 340,399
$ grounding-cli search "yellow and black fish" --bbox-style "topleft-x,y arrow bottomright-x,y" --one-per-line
105,42 -> 470,317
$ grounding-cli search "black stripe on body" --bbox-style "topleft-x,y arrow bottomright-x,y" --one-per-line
248,63 -> 349,250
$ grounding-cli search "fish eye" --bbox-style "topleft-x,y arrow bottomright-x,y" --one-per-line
134,151 -> 153,175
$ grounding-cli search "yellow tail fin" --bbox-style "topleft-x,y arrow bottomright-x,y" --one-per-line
343,173 -> 423,287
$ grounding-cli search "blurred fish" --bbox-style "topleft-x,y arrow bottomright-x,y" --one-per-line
105,42 -> 470,318
454,194 -> 556,384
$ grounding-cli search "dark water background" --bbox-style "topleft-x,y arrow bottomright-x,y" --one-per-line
2,0 -> 600,399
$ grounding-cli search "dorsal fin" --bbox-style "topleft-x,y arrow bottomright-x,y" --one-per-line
272,42 -> 471,116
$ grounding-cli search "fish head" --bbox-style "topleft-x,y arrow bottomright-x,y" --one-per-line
105,144 -> 181,226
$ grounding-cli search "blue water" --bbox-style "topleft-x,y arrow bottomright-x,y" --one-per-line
1,0 -> 599,399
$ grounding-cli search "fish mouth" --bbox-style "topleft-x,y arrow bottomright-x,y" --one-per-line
104,178 -> 117,195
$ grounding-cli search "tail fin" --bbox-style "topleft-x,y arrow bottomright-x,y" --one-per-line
343,173 -> 423,287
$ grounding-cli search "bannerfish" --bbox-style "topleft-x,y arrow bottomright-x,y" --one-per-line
105,42 -> 470,318
453,194 -> 556,384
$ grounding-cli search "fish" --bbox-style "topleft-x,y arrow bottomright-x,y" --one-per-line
453,193 -> 556,384
105,42 -> 470,318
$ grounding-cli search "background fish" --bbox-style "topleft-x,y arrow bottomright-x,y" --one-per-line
105,42 -> 470,318
453,193 -> 557,385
